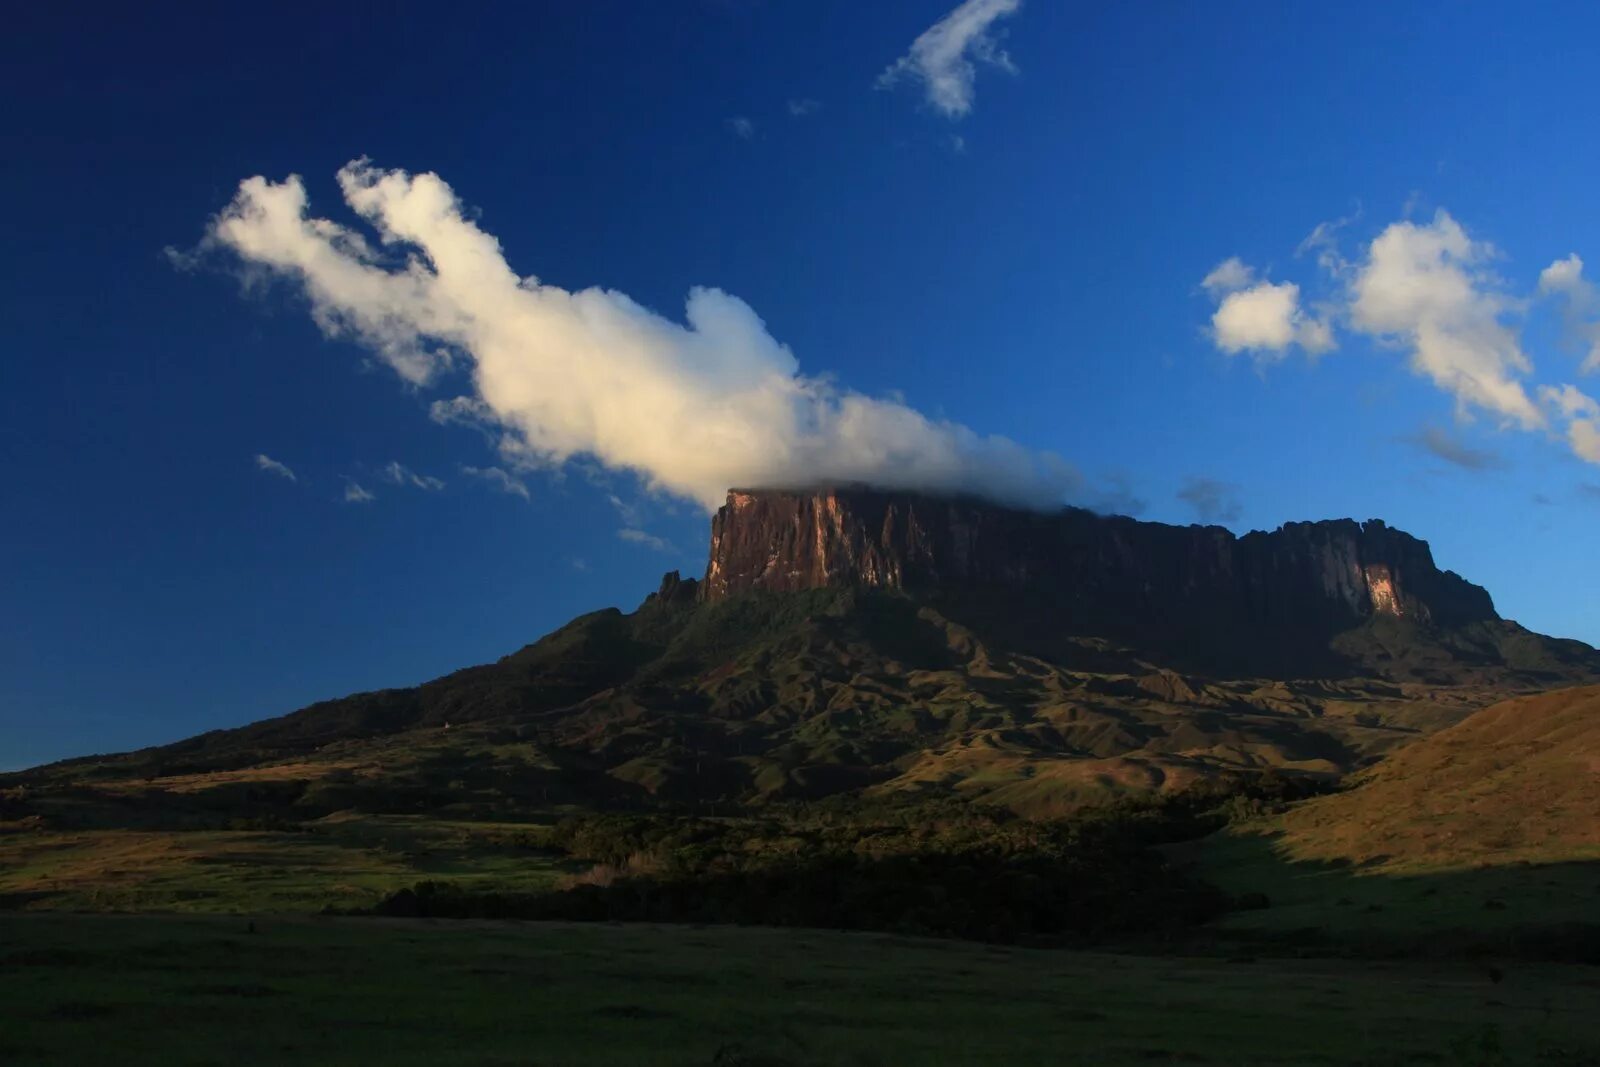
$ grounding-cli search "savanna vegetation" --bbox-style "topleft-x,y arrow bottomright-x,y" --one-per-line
5,913 -> 1598,1067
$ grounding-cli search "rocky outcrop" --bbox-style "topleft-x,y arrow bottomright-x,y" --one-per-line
699,487 -> 1496,630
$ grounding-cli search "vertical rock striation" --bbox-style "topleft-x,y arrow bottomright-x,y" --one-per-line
699,487 -> 1496,630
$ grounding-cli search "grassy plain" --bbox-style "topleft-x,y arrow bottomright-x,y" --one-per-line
4,913 -> 1599,1066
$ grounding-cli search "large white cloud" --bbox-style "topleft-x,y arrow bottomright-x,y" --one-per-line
202,162 -> 1080,512
876,0 -> 1021,119
1349,212 -> 1542,429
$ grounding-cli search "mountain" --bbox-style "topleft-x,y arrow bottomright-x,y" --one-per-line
701,488 -> 1551,680
12,488 -> 1600,815
1266,683 -> 1600,869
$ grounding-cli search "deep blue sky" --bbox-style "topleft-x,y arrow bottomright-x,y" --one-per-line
6,1 -> 1600,770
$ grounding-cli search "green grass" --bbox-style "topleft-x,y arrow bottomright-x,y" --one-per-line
1172,830 -> 1600,953
3,914 -> 1598,1066
0,816 -> 573,913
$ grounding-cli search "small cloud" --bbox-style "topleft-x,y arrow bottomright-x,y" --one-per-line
607,493 -> 643,527
569,557 -> 590,572
948,134 -> 967,154
1538,384 -> 1600,465
618,527 -> 674,553
381,461 -> 445,490
1579,483 -> 1600,503
429,395 -> 496,430
164,244 -> 202,272
343,479 -> 375,503
1539,253 -> 1600,375
255,453 -> 297,482
1177,477 -> 1243,525
787,98 -> 820,117
1206,275 -> 1335,361
876,0 -> 1022,119
1200,257 -> 1255,296
1295,210 -> 1359,278
461,465 -> 530,500
1404,425 -> 1504,471
1531,492 -> 1555,506
726,116 -> 756,140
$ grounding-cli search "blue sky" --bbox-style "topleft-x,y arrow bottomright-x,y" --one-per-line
5,1 -> 1600,770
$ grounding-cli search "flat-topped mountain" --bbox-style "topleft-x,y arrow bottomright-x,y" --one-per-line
703,488 -> 1494,626
9,487 -> 1599,814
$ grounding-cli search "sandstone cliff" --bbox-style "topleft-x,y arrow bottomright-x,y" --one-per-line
700,487 -> 1496,632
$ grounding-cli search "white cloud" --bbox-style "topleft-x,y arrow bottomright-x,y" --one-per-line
618,528 -> 674,553
1539,253 -> 1600,375
1537,383 -> 1600,464
254,453 -> 297,481
381,461 -> 445,490
461,465 -> 530,501
1571,419 -> 1600,464
1348,211 -> 1542,429
1200,257 -> 1255,296
199,162 -> 1082,512
343,479 -> 375,503
726,116 -> 756,140
1539,383 -> 1600,421
787,98 -> 820,118
1204,209 -> 1600,472
1209,278 -> 1334,360
876,0 -> 1021,119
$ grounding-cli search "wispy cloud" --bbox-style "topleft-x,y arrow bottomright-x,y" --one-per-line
381,461 -> 445,490
342,479 -> 375,503
726,116 -> 756,140
254,453 -> 297,482
1200,257 -> 1255,296
876,0 -> 1021,119
786,98 -> 820,118
1404,425 -> 1504,471
194,162 -> 1082,512
1176,477 -> 1242,525
1539,384 -> 1600,464
618,528 -> 674,553
461,465 -> 530,501
1539,254 -> 1600,375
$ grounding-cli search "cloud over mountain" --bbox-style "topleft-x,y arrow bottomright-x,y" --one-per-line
198,162 -> 1080,512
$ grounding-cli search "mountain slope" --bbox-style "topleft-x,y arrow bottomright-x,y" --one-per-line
1268,683 -> 1600,868
13,484 -> 1598,815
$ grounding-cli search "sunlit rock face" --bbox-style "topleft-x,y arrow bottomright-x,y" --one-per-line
699,487 -> 1496,629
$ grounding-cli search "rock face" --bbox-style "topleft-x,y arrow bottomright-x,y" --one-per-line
700,487 -> 1496,630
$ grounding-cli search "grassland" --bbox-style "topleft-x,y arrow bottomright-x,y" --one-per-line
0,814 -> 573,913
4,913 -> 1598,1066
